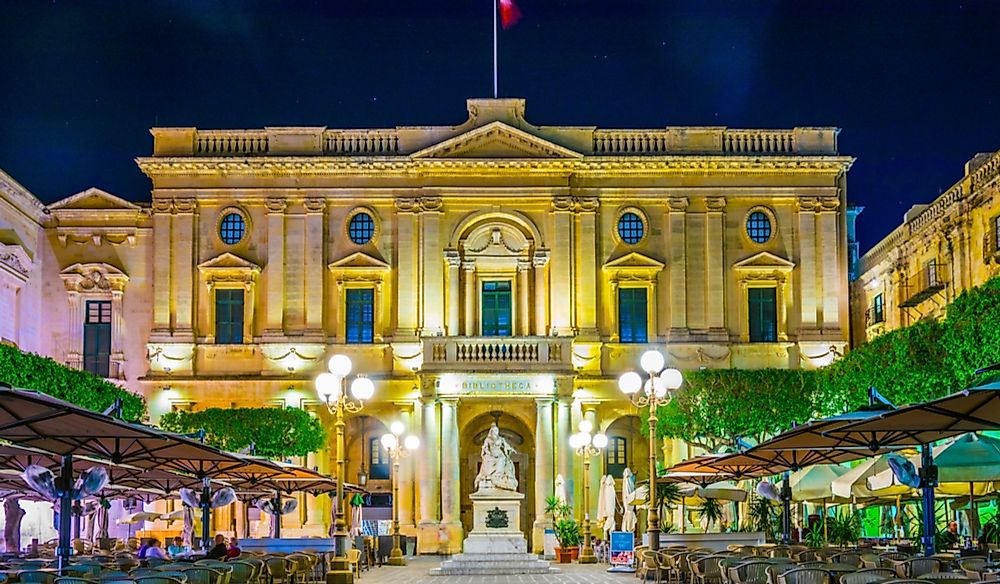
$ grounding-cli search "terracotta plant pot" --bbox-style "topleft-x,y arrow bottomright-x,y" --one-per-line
570,546 -> 580,560
554,546 -> 578,563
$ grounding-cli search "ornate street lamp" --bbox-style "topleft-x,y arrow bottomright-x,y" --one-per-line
381,421 -> 420,566
569,420 -> 608,564
618,350 -> 682,551
316,354 -> 374,584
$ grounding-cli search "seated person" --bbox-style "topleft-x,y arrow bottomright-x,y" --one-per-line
167,536 -> 189,558
226,537 -> 241,559
145,538 -> 170,561
205,534 -> 228,560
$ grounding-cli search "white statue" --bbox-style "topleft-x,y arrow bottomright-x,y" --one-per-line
475,423 -> 518,491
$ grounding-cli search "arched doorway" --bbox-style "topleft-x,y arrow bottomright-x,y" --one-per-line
459,409 -> 535,548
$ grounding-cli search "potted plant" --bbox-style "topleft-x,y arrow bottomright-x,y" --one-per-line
697,498 -> 725,532
546,496 -> 580,563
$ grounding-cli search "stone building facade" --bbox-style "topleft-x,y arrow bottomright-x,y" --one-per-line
0,98 -> 853,552
852,151 -> 1000,346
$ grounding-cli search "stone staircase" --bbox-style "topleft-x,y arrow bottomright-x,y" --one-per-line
430,552 -> 558,575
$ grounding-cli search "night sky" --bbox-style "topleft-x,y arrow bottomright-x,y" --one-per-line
2,0 -> 999,251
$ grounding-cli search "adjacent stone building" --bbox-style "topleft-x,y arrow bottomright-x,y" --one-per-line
852,151 -> 1000,346
0,98 -> 854,552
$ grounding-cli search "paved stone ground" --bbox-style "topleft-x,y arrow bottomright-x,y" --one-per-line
359,556 -> 637,583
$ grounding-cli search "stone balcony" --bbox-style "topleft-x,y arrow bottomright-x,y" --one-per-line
420,336 -> 574,373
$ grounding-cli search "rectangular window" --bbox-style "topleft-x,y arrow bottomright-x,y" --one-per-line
605,436 -> 628,478
345,288 -> 375,344
369,437 -> 390,480
872,293 -> 885,324
748,287 -> 778,343
618,288 -> 648,343
994,216 -> 1000,253
926,259 -> 938,287
215,289 -> 244,344
83,300 -> 112,377
481,281 -> 512,336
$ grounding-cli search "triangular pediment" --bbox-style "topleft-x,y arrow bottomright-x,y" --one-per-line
327,251 -> 390,271
603,251 -> 666,271
733,251 -> 795,271
49,188 -> 142,211
197,252 -> 261,272
411,121 -> 582,159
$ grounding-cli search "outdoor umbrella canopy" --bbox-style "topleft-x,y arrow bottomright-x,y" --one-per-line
659,470 -> 741,487
665,454 -> 776,478
789,464 -> 850,502
0,387 -> 291,564
867,434 -> 1000,492
678,481 -> 748,502
832,455 -> 897,499
111,469 -> 219,493
781,384 -> 1000,556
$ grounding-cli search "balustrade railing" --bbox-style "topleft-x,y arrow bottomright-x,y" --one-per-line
324,130 -> 399,155
422,336 -> 571,371
195,131 -> 269,155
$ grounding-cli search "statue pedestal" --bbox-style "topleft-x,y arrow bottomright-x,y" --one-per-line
430,487 -> 556,576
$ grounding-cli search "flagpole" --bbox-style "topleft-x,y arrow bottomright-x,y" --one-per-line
493,0 -> 498,98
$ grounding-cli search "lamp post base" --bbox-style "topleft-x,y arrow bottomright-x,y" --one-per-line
388,547 -> 407,566
325,560 -> 354,584
578,546 -> 597,564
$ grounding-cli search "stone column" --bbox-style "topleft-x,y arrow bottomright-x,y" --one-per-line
667,198 -> 688,337
556,398 -> 574,507
397,403 -> 416,531
420,201 -> 444,336
265,199 -> 286,335
445,251 -> 461,336
550,197 -> 575,335
395,199 -> 419,337
518,260 -> 531,336
797,198 -> 819,333
576,198 -> 599,337
65,290 -> 82,369
172,198 -> 196,338
533,252 -> 549,335
151,199 -> 172,333
819,197 -> 841,333
705,197 -> 727,339
462,261 -> 476,336
583,406 -> 600,522
416,398 -> 440,553
532,398 -> 555,553
303,198 -> 325,335
439,398 -> 462,553
110,289 -> 126,377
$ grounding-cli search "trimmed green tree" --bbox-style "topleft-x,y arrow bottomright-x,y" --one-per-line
159,407 -> 326,458
0,344 -> 145,421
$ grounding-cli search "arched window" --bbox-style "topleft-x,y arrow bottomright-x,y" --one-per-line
617,212 -> 645,245
349,212 -> 376,245
605,436 -> 627,478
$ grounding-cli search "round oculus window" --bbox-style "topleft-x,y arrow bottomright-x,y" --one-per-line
746,211 -> 773,244
219,212 -> 246,245
617,212 -> 645,244
348,212 -> 376,245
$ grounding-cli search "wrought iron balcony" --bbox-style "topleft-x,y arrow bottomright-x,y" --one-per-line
898,262 -> 948,308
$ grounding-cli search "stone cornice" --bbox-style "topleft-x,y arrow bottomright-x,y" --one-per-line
136,155 -> 855,177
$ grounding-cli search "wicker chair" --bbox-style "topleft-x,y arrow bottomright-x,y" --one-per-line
667,552 -> 691,584
20,571 -> 58,584
733,561 -> 771,584
135,577 -> 185,584
795,551 -> 820,563
180,568 -> 224,584
767,564 -> 798,584
54,577 -> 96,584
878,553 -> 909,563
264,558 -> 296,584
839,568 -> 895,584
226,562 -> 257,584
150,573 -> 186,584
129,571 -> 160,579
692,556 -> 727,584
894,558 -> 940,579
958,557 -> 987,581
777,568 -> 831,584
831,552 -> 862,567
769,548 -> 793,559
638,550 -> 667,584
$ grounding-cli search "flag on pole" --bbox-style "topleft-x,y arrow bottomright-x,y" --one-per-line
499,0 -> 521,29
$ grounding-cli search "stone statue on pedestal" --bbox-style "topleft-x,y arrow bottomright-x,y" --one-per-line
474,423 -> 518,492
